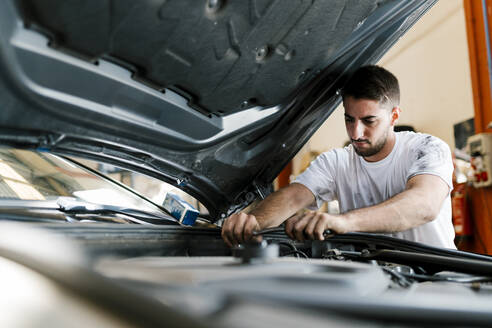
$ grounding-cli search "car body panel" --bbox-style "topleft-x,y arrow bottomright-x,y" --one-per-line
0,0 -> 437,218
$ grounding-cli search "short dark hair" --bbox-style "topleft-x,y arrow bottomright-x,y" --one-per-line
341,65 -> 400,109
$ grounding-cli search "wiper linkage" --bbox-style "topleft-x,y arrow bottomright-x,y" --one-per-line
56,197 -> 177,225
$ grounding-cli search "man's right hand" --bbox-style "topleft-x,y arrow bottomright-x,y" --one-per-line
221,212 -> 262,247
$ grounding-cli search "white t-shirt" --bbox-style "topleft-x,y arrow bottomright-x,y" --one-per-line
294,131 -> 456,249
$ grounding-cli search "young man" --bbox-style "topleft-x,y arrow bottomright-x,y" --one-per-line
221,65 -> 456,249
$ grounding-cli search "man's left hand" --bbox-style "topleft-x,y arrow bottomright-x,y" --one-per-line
284,211 -> 350,241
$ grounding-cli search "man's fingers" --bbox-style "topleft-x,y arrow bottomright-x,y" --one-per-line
221,213 -> 262,247
293,211 -> 315,241
243,216 -> 260,242
284,213 -> 303,239
221,216 -> 234,247
223,210 -> 335,247
252,235 -> 263,243
232,213 -> 248,245
313,214 -> 329,240
304,213 -> 321,240
221,213 -> 243,247
221,233 -> 231,247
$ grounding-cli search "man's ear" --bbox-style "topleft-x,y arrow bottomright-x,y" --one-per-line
390,106 -> 401,126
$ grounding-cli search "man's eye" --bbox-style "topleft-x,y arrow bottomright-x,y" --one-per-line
345,118 -> 354,123
364,120 -> 375,124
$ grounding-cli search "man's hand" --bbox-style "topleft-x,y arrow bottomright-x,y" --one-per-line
221,212 -> 262,247
284,211 -> 349,241
221,183 -> 316,247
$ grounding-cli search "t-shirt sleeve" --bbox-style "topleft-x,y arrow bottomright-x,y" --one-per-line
292,151 -> 338,209
406,135 -> 454,191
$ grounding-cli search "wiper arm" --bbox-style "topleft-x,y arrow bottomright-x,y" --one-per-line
56,197 -> 178,225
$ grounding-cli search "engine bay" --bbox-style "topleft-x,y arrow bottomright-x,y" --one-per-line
2,223 -> 492,327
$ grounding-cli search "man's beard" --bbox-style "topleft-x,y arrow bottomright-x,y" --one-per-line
352,131 -> 388,158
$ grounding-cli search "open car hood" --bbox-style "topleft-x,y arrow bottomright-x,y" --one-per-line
0,0 -> 436,219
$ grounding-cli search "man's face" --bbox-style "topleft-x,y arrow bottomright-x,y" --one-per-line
343,96 -> 396,158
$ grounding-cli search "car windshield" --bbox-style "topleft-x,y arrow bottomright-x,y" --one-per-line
0,148 -> 163,214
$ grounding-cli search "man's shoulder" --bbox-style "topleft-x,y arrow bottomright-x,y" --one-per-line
396,132 -> 452,170
397,131 -> 449,150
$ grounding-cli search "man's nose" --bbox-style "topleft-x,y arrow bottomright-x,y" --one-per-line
350,121 -> 365,140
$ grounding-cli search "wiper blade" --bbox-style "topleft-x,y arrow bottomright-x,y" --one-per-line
56,197 -> 178,225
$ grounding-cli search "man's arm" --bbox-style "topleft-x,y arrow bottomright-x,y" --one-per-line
221,183 -> 315,247
286,174 -> 450,241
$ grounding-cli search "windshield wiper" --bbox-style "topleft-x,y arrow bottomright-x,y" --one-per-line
56,197 -> 178,226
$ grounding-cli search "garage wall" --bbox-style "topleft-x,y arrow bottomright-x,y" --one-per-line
293,0 -> 474,174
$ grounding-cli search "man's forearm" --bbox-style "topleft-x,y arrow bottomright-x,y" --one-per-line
249,193 -> 293,229
342,186 -> 440,233
249,183 -> 314,229
284,175 -> 450,242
